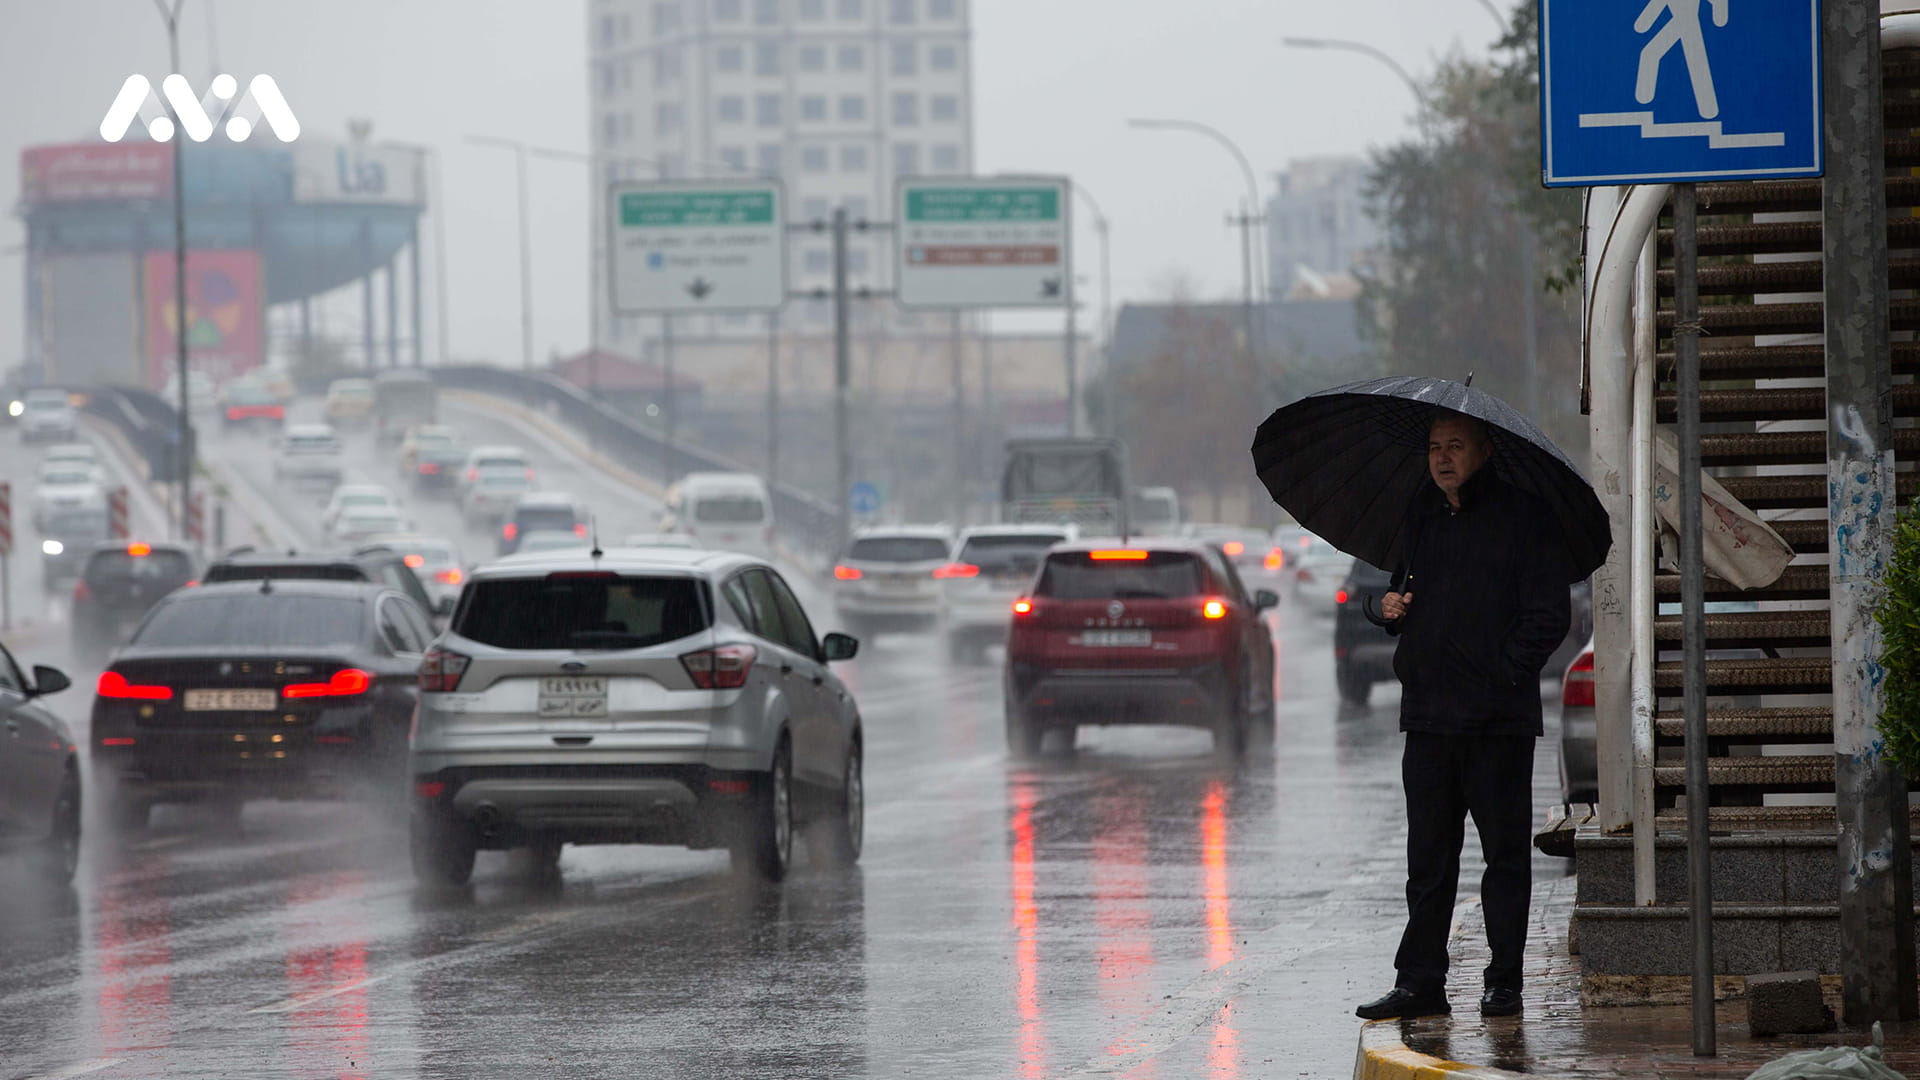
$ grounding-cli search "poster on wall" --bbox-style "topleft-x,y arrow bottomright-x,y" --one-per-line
143,250 -> 264,389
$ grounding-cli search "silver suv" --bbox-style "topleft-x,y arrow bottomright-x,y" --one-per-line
409,547 -> 863,885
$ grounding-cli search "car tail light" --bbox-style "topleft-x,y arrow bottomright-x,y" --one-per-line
419,462 -> 441,474
404,553 -> 425,569
525,468 -> 537,481
1201,597 -> 1228,620
681,643 -> 757,689
574,523 -> 589,538
502,522 -> 519,541
97,671 -> 172,700
436,568 -> 464,585
315,734 -> 355,744
834,565 -> 863,580
268,405 -> 284,419
226,407 -> 242,420
415,780 -> 447,799
72,579 -> 92,602
1563,650 -> 1597,708
283,668 -> 372,699
707,778 -> 752,795
1264,548 -> 1284,571
1012,597 -> 1034,615
128,542 -> 151,557
465,467 -> 479,481
1335,589 -> 1349,605
1222,541 -> 1244,556
932,562 -> 979,579
419,647 -> 472,692
100,736 -> 137,747
1089,549 -> 1148,561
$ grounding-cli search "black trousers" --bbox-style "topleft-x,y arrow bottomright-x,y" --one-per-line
1393,730 -> 1535,995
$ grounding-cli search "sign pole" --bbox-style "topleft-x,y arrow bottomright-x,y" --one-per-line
167,12 -> 193,545
833,208 -> 852,553
1672,181 -> 1714,1057
950,310 -> 965,523
663,314 -> 676,487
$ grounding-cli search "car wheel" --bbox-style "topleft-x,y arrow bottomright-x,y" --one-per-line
821,739 -> 864,866
734,738 -> 795,882
411,812 -> 478,887
1248,674 -> 1277,744
1212,684 -> 1248,757
40,771 -> 81,883
1336,661 -> 1372,705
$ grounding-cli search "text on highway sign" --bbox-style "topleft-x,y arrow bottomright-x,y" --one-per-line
609,180 -> 788,314
896,177 -> 1071,309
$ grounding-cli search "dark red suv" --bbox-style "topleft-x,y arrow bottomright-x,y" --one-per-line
1003,539 -> 1278,756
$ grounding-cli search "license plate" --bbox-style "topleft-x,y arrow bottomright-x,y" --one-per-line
184,688 -> 277,711
539,675 -> 608,718
1079,630 -> 1152,648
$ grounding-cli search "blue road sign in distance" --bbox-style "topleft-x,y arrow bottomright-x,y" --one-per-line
849,482 -> 881,515
1539,0 -> 1822,187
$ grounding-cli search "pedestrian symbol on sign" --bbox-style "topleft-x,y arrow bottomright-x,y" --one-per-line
1634,0 -> 1728,119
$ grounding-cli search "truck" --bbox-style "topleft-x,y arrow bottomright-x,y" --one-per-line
999,438 -> 1130,537
372,370 -> 439,443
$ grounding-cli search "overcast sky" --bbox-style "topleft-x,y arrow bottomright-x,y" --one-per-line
0,0 -> 1506,369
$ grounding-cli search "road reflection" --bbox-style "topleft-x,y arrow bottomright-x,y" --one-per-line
1009,778 -> 1048,1080
281,870 -> 373,1080
1203,779 -> 1239,1078
1095,785 -> 1152,1060
91,857 -> 173,1066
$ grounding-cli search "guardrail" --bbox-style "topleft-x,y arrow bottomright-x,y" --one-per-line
80,386 -> 188,484
426,366 -> 841,560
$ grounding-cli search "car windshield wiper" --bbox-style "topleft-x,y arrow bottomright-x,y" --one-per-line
568,630 -> 651,650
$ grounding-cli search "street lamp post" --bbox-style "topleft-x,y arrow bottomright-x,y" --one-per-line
1127,119 -> 1263,370
1070,182 -> 1113,436
466,134 -> 535,371
154,0 -> 192,542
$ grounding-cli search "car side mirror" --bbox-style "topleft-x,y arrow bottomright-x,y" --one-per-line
1254,589 -> 1279,612
822,631 -> 859,662
29,664 -> 71,697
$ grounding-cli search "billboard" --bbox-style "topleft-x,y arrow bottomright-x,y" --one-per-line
293,140 -> 424,205
20,143 -> 172,203
143,250 -> 264,388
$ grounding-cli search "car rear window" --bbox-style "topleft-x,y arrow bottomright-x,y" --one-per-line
479,472 -> 528,489
474,456 -> 525,471
86,549 -> 193,583
455,575 -> 708,650
692,495 -> 766,523
288,434 -> 338,451
41,468 -> 94,485
204,562 -> 368,584
957,533 -> 1064,573
847,536 -> 949,563
515,507 -> 578,531
227,385 -> 276,405
47,510 -> 108,536
135,594 -> 364,648
1036,551 -> 1204,600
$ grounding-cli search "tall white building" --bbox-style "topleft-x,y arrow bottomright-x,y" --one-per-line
1265,156 -> 1380,300
588,0 -> 974,345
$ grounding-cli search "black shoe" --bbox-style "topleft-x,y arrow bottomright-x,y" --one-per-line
1355,986 -> 1451,1020
1479,987 -> 1523,1016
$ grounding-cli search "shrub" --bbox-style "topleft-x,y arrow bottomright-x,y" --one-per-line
1875,500 -> 1920,767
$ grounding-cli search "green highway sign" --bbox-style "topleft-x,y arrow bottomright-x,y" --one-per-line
609,179 -> 787,314
896,176 -> 1071,309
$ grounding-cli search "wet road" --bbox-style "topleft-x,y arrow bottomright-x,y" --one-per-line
0,400 -> 1570,1079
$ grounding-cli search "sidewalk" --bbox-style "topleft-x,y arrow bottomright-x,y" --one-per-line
1357,874 -> 1920,1079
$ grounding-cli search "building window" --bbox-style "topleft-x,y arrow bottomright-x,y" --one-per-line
598,62 -> 617,96
803,196 -> 831,220
798,0 -> 825,18
840,144 -> 869,171
622,112 -> 635,137
800,95 -> 827,122
805,248 -> 831,273
930,143 -> 959,171
654,49 -> 683,86
890,92 -> 918,126
798,44 -> 826,71
653,1 -> 683,33
930,43 -> 958,71
929,94 -> 958,123
755,40 -> 782,76
756,143 -> 784,175
928,0 -> 955,17
754,0 -> 781,24
889,0 -> 915,22
755,93 -> 783,126
717,95 -> 746,123
623,60 -> 635,89
656,102 -> 684,134
602,112 -> 619,143
716,44 -> 744,72
838,94 -> 866,121
719,145 -> 748,171
599,14 -> 617,47
892,141 -> 919,175
800,145 -> 830,172
837,0 -> 864,18
660,153 -> 687,177
837,43 -> 865,71
890,41 -> 916,76
714,0 -> 743,20
847,248 -> 870,273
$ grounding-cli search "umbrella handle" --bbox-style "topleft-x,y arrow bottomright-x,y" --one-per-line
1362,593 -> 1395,629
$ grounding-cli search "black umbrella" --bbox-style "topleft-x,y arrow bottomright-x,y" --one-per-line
1250,375 -> 1608,583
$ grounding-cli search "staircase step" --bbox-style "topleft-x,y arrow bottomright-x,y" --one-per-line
1716,471 -> 1920,510
1665,343 -> 1920,381
1691,175 -> 1920,214
1655,657 -> 1831,696
1656,384 -> 1920,423
1768,519 -> 1828,554
1651,805 -> 1868,831
1656,298 -> 1920,339
1653,755 -> 1833,791
1658,258 -> 1920,298
1654,706 -> 1833,741
1655,564 -> 1830,602
1660,217 -> 1920,257
1653,610 -> 1830,649
1693,427 -> 1920,467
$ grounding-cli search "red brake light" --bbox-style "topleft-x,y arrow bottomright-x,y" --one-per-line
283,668 -> 372,699
1012,598 -> 1033,615
73,579 -> 92,602
415,780 -> 447,799
1563,649 -> 1597,707
465,467 -> 478,481
404,553 -> 426,569
419,462 -> 441,474
100,736 -> 137,747
525,468 -> 537,481
503,522 -> 519,541
1089,549 -> 1149,561
97,670 -> 173,700
1335,589 -> 1349,605
1222,541 -> 1244,557
436,568 -> 464,585
1264,548 -> 1284,571
574,523 -> 589,538
419,647 -> 472,692
834,565 -> 863,580
1201,598 -> 1228,620
681,643 -> 757,689
226,407 -> 242,420
268,405 -> 284,419
932,562 -> 979,579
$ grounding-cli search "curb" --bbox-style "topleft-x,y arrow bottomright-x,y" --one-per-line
1354,1023 -> 1532,1080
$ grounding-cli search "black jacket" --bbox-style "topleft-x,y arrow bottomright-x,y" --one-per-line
1387,468 -> 1572,737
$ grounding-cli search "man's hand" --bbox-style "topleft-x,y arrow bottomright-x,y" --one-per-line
1381,591 -> 1413,621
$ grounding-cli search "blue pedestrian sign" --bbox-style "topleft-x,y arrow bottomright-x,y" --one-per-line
849,481 -> 881,515
1539,0 -> 1822,187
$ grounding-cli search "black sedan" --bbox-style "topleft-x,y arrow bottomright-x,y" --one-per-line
69,541 -> 199,660
90,579 -> 432,830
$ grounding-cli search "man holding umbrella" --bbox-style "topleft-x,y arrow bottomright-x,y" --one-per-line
1251,378 -> 1605,1021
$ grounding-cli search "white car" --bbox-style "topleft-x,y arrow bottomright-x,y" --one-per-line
621,532 -> 701,549
328,508 -> 408,546
31,461 -> 105,529
272,424 -> 346,486
940,524 -> 1072,664
43,442 -> 97,469
322,484 -> 400,534
19,389 -> 76,443
660,472 -> 775,560
1292,547 -> 1356,616
831,525 -> 954,639
456,445 -> 532,497
160,369 -> 219,415
461,468 -> 533,524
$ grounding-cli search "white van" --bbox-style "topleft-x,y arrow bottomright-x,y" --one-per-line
660,472 -> 776,560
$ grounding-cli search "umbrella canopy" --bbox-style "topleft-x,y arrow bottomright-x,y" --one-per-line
1250,375 -> 1609,582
